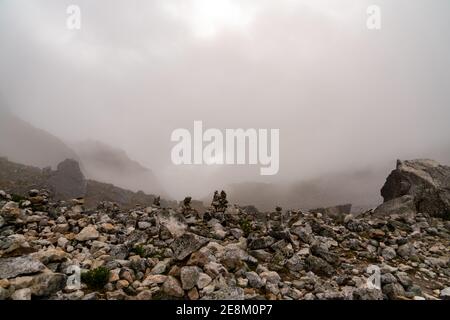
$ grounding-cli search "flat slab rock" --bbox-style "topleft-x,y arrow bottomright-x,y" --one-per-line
170,233 -> 209,260
0,255 -> 45,279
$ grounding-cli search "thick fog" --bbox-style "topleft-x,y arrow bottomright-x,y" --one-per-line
1,0 -> 449,204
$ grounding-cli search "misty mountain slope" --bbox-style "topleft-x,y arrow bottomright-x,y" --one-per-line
72,140 -> 168,199
0,109 -> 78,169
224,168 -> 388,212
0,156 -> 173,209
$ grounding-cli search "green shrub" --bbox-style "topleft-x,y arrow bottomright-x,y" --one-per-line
81,267 -> 110,290
11,194 -> 26,203
133,245 -> 146,258
239,218 -> 252,237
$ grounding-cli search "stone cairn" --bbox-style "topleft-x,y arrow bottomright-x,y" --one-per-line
179,196 -> 197,218
152,196 -> 161,209
204,190 -> 229,222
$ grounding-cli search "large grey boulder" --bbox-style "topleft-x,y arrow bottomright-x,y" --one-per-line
0,256 -> 45,279
47,159 -> 87,200
373,195 -> 416,217
30,272 -> 67,297
380,159 -> 450,219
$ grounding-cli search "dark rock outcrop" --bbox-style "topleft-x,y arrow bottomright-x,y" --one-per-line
381,159 -> 450,219
47,159 -> 87,200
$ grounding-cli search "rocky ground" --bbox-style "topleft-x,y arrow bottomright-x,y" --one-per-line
1,159 -> 450,300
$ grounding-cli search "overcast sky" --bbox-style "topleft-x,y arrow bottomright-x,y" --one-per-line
1,0 -> 449,199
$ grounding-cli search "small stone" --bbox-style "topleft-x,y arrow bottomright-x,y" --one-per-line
136,290 -> 152,300
142,274 -> 167,287
0,287 -> 11,300
162,276 -> 184,298
381,273 -> 397,285
116,280 -> 129,290
188,287 -> 199,300
286,254 -> 305,272
440,287 -> 450,300
248,236 -> 275,250
150,260 -> 169,275
138,221 -> 151,230
28,189 -> 39,197
0,279 -> 10,288
260,271 -> 281,284
381,247 -> 397,261
237,278 -> 248,287
75,225 -> 99,241
305,255 -> 334,277
397,244 -> 414,259
353,288 -> 383,300
82,292 -> 99,300
396,272 -> 412,288
109,269 -> 120,282
106,289 -> 128,300
9,276 -> 33,290
196,273 -> 212,289
383,283 -> 405,300
11,288 -> 32,300
245,271 -> 264,289
180,266 -> 201,290
57,237 -> 69,249
187,251 -> 210,267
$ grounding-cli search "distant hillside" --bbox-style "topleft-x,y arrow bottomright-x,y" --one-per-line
0,109 -> 167,199
0,108 -> 78,169
223,168 -> 388,212
0,157 -> 173,209
71,140 -> 168,199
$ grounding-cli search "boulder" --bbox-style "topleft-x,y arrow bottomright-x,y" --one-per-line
373,195 -> 416,217
196,273 -> 212,289
247,236 -> 275,250
305,255 -> 334,277
47,159 -> 87,200
180,266 -> 201,290
0,256 -> 45,279
381,159 -> 450,219
31,248 -> 69,264
170,233 -> 208,260
75,225 -> 100,241
382,283 -> 405,300
0,234 -> 35,256
161,276 -> 184,298
30,272 -> 67,297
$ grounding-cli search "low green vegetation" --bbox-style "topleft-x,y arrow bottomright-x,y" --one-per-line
133,244 -> 146,258
239,218 -> 252,237
81,267 -> 110,290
